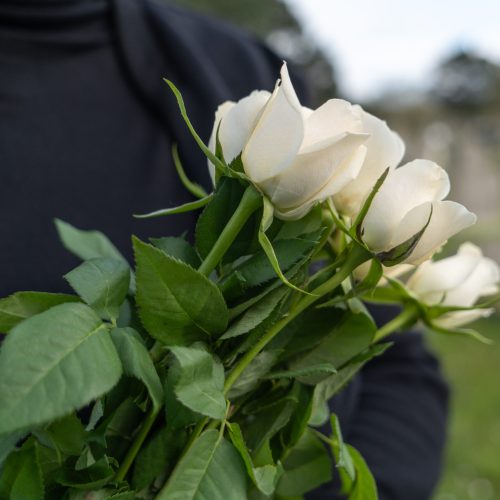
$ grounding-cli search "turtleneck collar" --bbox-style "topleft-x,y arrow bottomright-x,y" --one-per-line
0,0 -> 110,48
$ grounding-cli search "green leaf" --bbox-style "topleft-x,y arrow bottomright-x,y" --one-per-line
288,312 -> 376,384
309,362 -> 366,427
329,414 -> 355,481
227,260 -> 305,322
0,292 -> 80,333
65,258 -> 130,321
195,176 -> 259,263
56,456 -> 115,490
133,237 -> 228,345
171,143 -> 208,199
228,422 -> 282,496
277,429 -> 332,497
258,198 -> 310,294
54,219 -> 125,263
157,429 -> 247,500
169,346 -> 226,420
228,351 -> 280,399
34,414 -> 86,457
268,305 -> 344,359
150,237 -> 201,268
275,205 -> 324,240
376,205 -> 433,266
134,194 -> 213,219
133,427 -> 186,490
0,431 -> 24,467
262,364 -> 337,380
243,385 -> 299,453
110,327 -> 163,410
67,489 -> 135,500
0,303 -> 122,434
0,441 -> 44,500
220,231 -> 321,301
165,365 -> 203,431
221,287 -> 289,340
54,219 -> 136,295
345,445 -> 379,500
279,382 -> 315,456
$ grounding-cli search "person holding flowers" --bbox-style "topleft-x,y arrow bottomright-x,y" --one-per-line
2,2 -> 495,499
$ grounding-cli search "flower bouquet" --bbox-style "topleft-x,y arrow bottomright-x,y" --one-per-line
0,63 -> 498,500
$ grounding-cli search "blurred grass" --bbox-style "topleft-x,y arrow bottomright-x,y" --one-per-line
430,315 -> 500,500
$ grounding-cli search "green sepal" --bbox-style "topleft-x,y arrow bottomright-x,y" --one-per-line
423,319 -> 493,344
171,143 -> 208,199
258,197 -> 313,295
163,79 -> 228,176
133,194 -> 213,219
376,204 -> 433,266
351,167 -> 390,242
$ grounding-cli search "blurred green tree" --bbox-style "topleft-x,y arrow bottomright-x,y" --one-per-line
168,0 -> 338,105
431,50 -> 500,110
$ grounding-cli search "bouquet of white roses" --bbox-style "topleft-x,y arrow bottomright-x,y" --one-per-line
0,62 -> 498,500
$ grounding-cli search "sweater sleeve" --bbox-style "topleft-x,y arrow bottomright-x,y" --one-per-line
346,330 -> 449,500
308,323 -> 449,500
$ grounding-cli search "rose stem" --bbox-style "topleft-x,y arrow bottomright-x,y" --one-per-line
372,303 -> 420,342
223,244 -> 372,394
198,185 -> 262,277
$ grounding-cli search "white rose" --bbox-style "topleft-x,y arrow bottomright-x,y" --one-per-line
334,107 -> 405,216
208,63 -> 369,220
359,160 -> 476,264
406,243 -> 500,327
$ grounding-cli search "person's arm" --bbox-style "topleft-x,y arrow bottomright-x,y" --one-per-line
308,308 -> 449,500
345,329 -> 449,500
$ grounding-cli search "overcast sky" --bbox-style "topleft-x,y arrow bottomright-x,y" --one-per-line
284,0 -> 500,101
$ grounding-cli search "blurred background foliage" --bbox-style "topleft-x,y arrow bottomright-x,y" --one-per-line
170,1 -> 499,498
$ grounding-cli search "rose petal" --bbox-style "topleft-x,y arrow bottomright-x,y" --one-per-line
407,201 -> 477,264
444,255 -> 500,307
219,90 -> 271,163
407,243 -> 483,301
300,99 -> 363,152
435,308 -> 494,329
334,107 -> 405,215
208,101 -> 235,184
260,133 -> 367,210
242,63 -> 304,183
